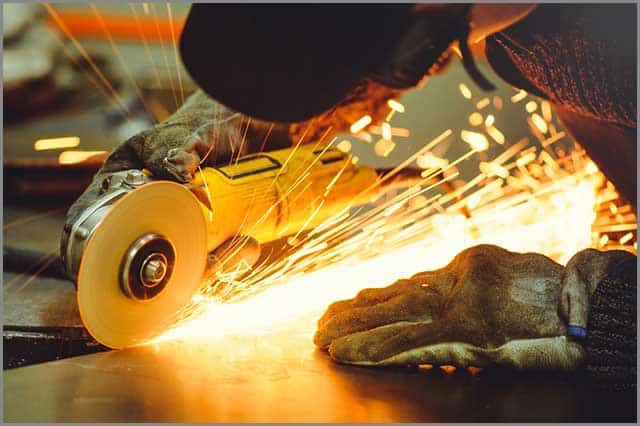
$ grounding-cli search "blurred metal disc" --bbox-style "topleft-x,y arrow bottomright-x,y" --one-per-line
77,181 -> 207,349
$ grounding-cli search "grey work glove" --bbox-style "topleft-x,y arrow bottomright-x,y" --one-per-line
314,244 -> 633,372
64,90 -> 292,228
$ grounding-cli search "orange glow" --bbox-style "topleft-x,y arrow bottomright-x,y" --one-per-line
531,113 -> 549,134
354,132 -> 372,143
525,101 -> 538,113
34,136 -> 80,151
417,152 -> 449,170
46,8 -> 184,42
585,161 -> 599,174
336,140 -> 352,153
458,83 -> 472,99
385,109 -> 396,122
479,161 -> 509,179
381,123 -> 392,141
150,84 -> 635,348
598,234 -> 609,247
541,101 -> 553,122
619,232 -> 633,245
461,130 -> 489,151
154,150 -> 634,344
58,150 -> 108,165
468,113 -> 483,127
510,89 -> 527,103
486,126 -> 505,145
374,138 -> 395,157
484,114 -> 495,127
369,125 -> 410,138
516,152 -> 536,168
475,97 -> 490,110
350,115 -> 372,134
387,99 -> 405,113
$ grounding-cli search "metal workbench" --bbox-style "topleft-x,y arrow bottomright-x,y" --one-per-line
4,310 -> 636,422
2,200 -> 636,422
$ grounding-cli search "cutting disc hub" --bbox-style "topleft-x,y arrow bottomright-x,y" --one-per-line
120,233 -> 175,301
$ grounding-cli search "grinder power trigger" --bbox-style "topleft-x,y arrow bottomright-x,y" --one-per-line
62,144 -> 416,349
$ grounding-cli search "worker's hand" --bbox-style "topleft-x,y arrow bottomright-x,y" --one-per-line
559,248 -> 635,331
110,89 -> 256,183
63,90 -> 292,230
314,244 -> 590,371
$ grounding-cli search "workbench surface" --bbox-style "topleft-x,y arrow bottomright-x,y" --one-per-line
3,201 -> 636,423
4,310 -> 636,423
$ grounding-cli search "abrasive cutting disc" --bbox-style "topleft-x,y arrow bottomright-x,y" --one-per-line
77,181 -> 208,349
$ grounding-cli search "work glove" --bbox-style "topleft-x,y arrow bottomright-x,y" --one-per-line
314,244 -> 634,372
61,90 -> 294,284
64,89 -> 292,228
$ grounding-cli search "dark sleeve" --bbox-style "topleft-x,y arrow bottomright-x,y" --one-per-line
486,4 -> 636,128
484,4 -> 637,203
585,254 -> 637,391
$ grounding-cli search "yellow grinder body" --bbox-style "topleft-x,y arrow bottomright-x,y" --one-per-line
65,144 -> 378,348
190,144 -> 378,252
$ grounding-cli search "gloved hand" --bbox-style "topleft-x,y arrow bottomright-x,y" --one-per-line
314,244 -> 633,372
64,90 -> 292,228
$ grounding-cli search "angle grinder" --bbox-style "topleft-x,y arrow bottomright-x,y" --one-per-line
62,144 -> 386,349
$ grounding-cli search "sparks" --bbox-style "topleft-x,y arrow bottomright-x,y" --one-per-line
531,113 -> 549,134
461,130 -> 489,151
486,125 -> 506,145
525,101 -> 538,113
336,139 -> 352,153
34,136 -> 80,151
58,150 -> 108,165
151,80 -> 635,347
350,115 -> 372,134
469,112 -> 483,127
381,122 -> 392,141
458,83 -> 472,99
417,152 -> 449,170
476,97 -> 490,110
374,138 -> 395,157
541,101 -> 553,122
619,232 -> 633,245
484,114 -> 495,127
511,89 -> 528,103
387,99 -> 405,113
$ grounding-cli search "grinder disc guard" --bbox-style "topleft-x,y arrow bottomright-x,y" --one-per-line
77,181 -> 207,349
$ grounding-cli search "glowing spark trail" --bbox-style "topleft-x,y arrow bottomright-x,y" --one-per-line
152,79 -> 635,345
458,83 -> 472,99
34,136 -> 80,151
387,99 -> 405,113
58,150 -> 108,165
350,115 -> 373,134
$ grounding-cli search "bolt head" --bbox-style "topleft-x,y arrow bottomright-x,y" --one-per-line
125,170 -> 146,186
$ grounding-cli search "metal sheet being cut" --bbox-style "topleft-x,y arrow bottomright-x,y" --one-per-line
77,181 -> 207,349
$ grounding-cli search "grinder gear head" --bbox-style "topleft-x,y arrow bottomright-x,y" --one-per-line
63,175 -> 208,349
